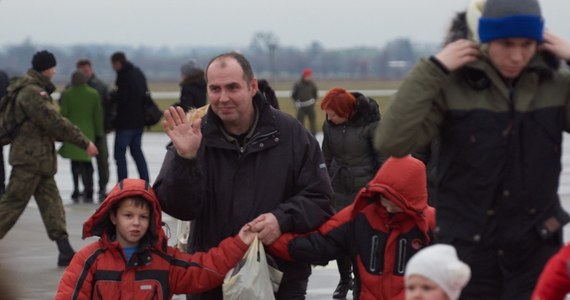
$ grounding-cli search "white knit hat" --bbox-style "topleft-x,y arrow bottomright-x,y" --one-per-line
405,244 -> 471,300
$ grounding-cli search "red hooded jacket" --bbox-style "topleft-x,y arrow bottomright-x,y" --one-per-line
55,179 -> 248,300
269,156 -> 436,300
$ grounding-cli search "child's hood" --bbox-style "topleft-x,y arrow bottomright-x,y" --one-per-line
352,156 -> 430,221
82,179 -> 167,251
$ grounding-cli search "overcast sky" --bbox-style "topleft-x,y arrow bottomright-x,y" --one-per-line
1,0 -> 569,49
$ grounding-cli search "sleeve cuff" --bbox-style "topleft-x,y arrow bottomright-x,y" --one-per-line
429,56 -> 451,75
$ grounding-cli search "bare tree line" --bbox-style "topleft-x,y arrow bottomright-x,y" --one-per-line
0,33 -> 438,84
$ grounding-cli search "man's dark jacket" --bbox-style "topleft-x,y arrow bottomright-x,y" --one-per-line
112,61 -> 147,130
154,92 -> 334,299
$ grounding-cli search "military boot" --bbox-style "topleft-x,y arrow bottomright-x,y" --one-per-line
56,237 -> 75,267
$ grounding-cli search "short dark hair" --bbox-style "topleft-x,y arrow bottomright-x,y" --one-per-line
76,59 -> 91,68
110,196 -> 151,216
111,52 -> 127,64
205,52 -> 254,84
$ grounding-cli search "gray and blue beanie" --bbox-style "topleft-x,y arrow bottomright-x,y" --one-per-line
478,0 -> 543,43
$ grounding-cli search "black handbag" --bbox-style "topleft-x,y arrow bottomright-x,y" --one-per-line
143,92 -> 162,127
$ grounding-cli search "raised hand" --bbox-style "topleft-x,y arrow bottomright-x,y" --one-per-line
540,31 -> 570,61
435,39 -> 480,72
162,106 -> 202,159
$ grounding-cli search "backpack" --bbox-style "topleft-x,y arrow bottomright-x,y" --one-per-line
0,87 -> 25,146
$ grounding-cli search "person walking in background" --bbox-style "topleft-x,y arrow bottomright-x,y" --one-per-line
178,60 -> 207,112
58,71 -> 104,203
265,156 -> 436,300
320,87 -> 385,298
404,244 -> 471,300
55,178 -> 256,299
0,69 -> 8,196
375,0 -> 570,298
291,68 -> 318,135
154,52 -> 334,299
0,50 -> 98,266
110,51 -> 149,182
76,59 -> 112,199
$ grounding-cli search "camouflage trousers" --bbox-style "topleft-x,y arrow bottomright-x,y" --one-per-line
0,167 -> 68,240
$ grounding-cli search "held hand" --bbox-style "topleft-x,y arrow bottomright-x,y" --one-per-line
237,224 -> 256,246
434,39 -> 480,72
86,142 -> 98,157
162,106 -> 202,159
540,31 -> 570,61
249,213 -> 282,245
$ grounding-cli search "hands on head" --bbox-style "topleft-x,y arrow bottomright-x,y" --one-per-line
238,213 -> 282,246
540,31 -> 570,61
435,39 -> 480,72
163,106 -> 202,159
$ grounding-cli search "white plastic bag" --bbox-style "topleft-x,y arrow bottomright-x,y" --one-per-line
175,220 -> 191,252
222,236 -> 283,300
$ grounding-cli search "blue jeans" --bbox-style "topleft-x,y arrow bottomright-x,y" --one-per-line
114,129 -> 149,182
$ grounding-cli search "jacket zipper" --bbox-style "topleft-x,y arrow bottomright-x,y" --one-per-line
369,235 -> 379,272
239,130 -> 278,155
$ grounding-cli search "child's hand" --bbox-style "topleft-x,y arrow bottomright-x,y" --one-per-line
238,224 -> 256,245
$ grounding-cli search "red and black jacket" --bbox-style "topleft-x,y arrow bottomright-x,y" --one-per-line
269,156 -> 436,300
55,179 -> 248,300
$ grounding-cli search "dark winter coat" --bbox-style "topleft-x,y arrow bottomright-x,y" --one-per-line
269,156 -> 436,300
291,79 -> 318,102
111,61 -> 147,130
153,92 -> 334,299
7,69 -> 90,176
322,92 -> 385,208
375,13 -> 570,247
87,74 -> 113,133
55,179 -> 248,300
179,69 -> 207,111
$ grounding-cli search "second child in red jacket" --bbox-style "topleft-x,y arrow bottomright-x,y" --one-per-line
265,156 -> 436,300
56,178 -> 255,300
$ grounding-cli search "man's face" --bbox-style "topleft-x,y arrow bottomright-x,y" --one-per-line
41,67 -> 57,80
487,38 -> 537,79
110,199 -> 150,248
78,64 -> 93,79
207,58 -> 257,134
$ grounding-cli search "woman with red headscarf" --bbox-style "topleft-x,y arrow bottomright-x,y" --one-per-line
320,87 -> 386,298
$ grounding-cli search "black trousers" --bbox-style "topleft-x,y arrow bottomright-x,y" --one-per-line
443,232 -> 561,300
71,161 -> 94,197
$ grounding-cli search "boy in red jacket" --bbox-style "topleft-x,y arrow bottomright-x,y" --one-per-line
56,178 -> 255,299
262,156 -> 436,300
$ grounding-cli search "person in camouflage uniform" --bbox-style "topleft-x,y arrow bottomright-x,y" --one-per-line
0,50 -> 98,267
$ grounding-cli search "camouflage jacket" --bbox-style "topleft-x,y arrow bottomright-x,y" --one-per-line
7,69 -> 90,176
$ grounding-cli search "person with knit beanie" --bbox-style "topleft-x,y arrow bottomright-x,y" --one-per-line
405,245 -> 471,300
375,0 -> 570,299
0,50 -> 98,267
266,156 -> 436,300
